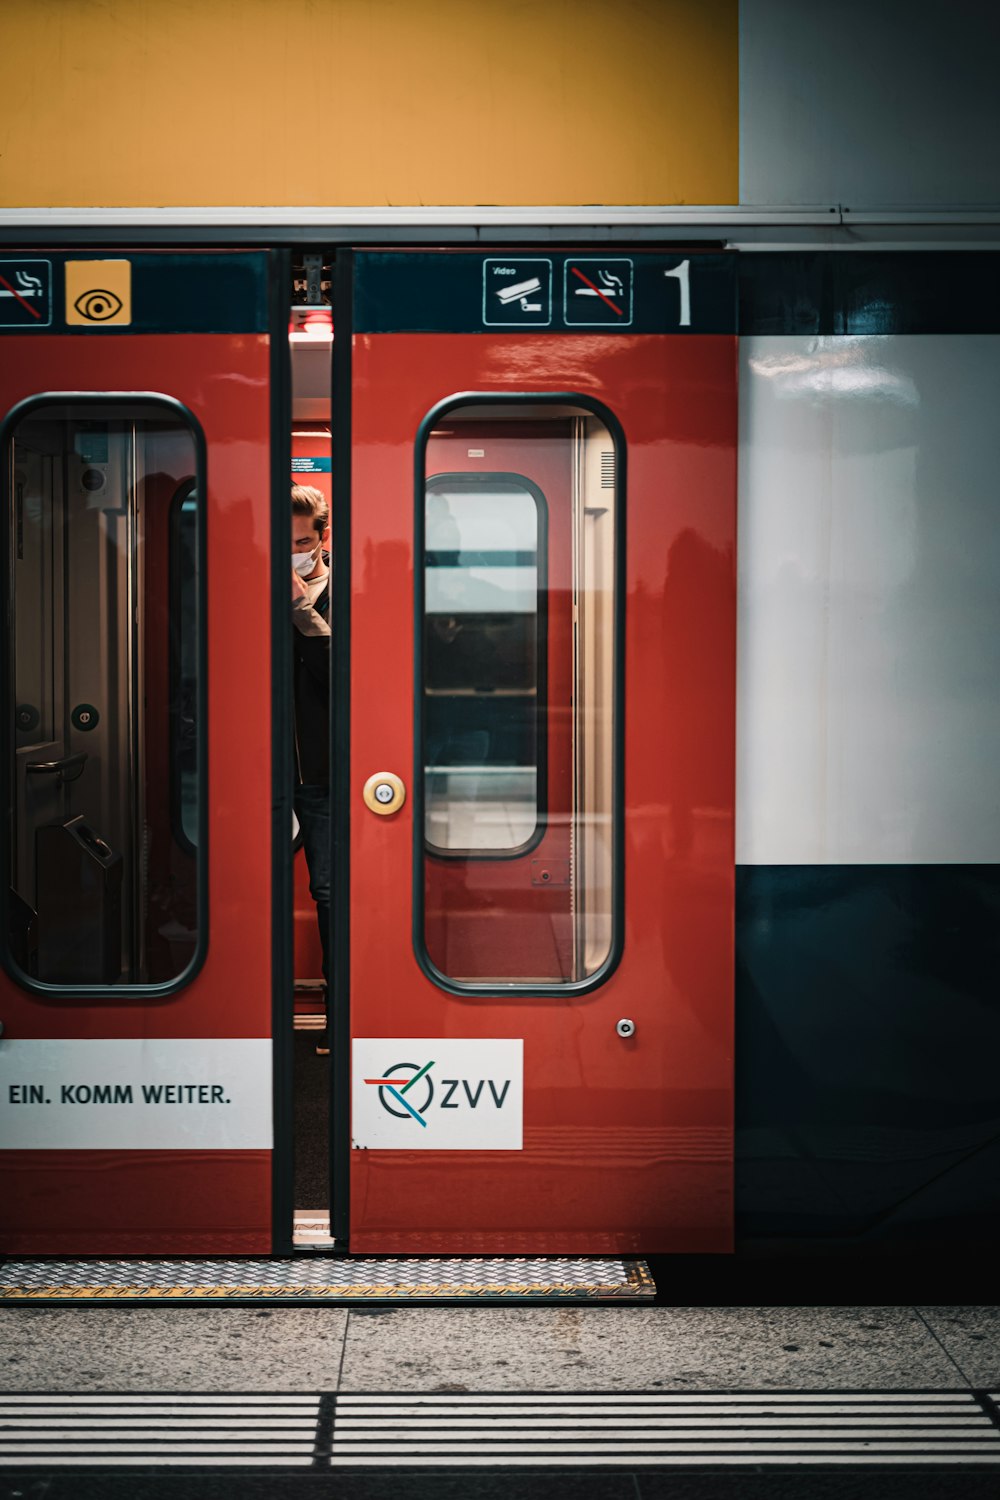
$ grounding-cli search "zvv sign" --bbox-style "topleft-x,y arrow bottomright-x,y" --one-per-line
352,1038 -> 523,1150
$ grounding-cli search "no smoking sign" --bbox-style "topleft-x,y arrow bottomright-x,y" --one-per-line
564,258 -> 634,326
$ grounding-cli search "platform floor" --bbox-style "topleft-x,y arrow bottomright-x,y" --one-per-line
3,1303 -> 998,1393
1,1302 -> 999,1494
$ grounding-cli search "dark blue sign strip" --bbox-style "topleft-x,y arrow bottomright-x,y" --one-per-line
355,250 -> 1000,336
740,252 -> 1000,336
0,252 -> 269,335
354,251 -> 737,334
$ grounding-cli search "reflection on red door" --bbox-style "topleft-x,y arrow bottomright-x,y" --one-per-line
423,422 -> 575,984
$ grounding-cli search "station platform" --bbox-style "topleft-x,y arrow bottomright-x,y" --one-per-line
1,1291 -> 999,1496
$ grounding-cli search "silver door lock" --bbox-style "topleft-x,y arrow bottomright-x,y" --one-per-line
616,1018 -> 636,1039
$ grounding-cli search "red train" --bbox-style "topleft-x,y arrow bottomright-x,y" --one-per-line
0,247 -> 735,1255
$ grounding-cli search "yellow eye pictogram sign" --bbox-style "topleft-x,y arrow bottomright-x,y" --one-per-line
65,260 -> 131,326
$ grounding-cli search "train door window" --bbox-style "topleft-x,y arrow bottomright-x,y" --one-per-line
417,399 -> 622,991
3,398 -> 206,991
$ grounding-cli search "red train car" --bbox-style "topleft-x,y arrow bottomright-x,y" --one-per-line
0,248 -> 735,1255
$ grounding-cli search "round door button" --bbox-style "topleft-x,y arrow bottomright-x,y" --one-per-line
71,703 -> 100,732
363,771 -> 406,816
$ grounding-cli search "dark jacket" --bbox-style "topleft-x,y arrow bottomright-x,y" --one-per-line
292,558 -> 330,787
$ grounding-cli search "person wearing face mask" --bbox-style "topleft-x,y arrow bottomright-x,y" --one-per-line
291,484 -> 332,1049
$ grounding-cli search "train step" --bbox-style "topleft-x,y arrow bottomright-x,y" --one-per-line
0,1255 -> 655,1304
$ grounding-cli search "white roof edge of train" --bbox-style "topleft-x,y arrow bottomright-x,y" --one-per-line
1,204 -> 999,228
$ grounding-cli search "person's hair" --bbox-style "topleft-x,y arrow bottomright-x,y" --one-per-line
291,484 -> 330,537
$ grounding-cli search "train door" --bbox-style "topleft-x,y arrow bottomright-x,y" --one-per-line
0,251 -> 288,1253
342,250 -> 737,1252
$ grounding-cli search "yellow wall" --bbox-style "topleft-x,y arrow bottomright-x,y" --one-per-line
0,0 -> 737,207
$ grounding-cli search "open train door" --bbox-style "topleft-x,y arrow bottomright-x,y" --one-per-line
0,250 -> 291,1253
340,249 -> 737,1252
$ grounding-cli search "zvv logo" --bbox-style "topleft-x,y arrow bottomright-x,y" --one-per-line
364,1059 -> 511,1130
365,1061 -> 435,1127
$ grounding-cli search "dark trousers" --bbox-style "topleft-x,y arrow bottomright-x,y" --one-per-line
294,783 -> 330,992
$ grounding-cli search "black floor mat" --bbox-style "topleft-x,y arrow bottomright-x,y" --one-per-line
293,1028 -> 329,1209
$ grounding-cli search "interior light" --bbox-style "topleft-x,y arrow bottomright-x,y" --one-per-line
288,307 -> 334,344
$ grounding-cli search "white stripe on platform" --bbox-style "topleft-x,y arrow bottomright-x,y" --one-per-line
0,1425 -> 318,1437
334,1421 -> 994,1434
326,1453 -> 1000,1468
332,1440 -> 1000,1454
0,1455 -> 315,1468
0,1440 -> 314,1452
0,1418 -> 317,1428
1,1395 -> 320,1405
0,1443 -> 315,1455
335,1406 -> 982,1420
335,1392 -> 979,1404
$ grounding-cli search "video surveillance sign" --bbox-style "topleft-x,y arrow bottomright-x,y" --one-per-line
483,258 -> 552,326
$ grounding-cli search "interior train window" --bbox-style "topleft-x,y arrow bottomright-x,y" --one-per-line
416,398 -> 623,993
2,397 -> 206,992
424,475 -> 547,855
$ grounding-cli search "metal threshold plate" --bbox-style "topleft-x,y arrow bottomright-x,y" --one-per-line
0,1256 -> 654,1303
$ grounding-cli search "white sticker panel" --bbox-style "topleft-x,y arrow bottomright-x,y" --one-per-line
353,1039 -> 523,1150
737,334 -> 1000,865
0,1038 -> 273,1150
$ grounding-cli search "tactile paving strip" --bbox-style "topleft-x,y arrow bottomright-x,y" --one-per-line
0,1255 -> 654,1302
1,1391 -> 999,1468
329,1392 -> 1000,1467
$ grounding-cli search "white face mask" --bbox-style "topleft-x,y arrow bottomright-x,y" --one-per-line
291,547 -> 319,576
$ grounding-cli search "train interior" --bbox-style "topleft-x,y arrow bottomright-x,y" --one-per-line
289,261 -> 333,1232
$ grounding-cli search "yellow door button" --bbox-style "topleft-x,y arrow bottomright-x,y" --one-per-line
363,771 -> 406,815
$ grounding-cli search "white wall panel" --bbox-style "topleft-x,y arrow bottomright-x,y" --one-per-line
740,0 -> 1000,206
737,335 -> 1000,864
